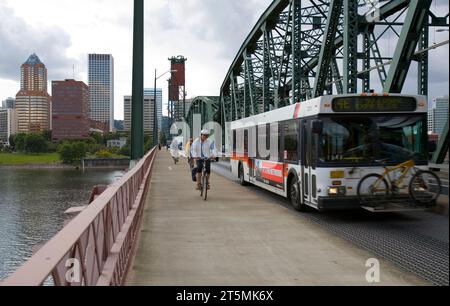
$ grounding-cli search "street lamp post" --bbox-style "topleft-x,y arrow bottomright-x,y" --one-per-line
154,69 -> 177,146
154,70 -> 157,146
131,0 -> 144,161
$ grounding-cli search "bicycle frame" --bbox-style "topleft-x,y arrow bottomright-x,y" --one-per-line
374,160 -> 416,192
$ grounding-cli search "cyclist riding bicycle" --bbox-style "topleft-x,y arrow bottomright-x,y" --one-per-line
191,130 -> 216,191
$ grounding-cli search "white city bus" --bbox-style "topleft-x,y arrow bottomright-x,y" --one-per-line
229,94 -> 429,211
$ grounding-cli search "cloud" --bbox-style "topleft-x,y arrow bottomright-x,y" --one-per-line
148,0 -> 271,60
0,2 -> 79,84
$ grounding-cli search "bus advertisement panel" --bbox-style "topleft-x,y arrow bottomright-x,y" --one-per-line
255,160 -> 285,190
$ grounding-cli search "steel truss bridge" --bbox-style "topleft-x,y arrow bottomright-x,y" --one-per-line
187,0 -> 449,163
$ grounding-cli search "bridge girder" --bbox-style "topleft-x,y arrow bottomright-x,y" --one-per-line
185,96 -> 220,138
220,0 -> 449,130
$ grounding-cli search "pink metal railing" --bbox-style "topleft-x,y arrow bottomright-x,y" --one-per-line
1,148 -> 157,286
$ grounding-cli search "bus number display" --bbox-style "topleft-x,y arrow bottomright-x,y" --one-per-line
332,97 -> 417,112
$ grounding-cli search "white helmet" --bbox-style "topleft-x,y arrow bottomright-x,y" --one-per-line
201,129 -> 210,136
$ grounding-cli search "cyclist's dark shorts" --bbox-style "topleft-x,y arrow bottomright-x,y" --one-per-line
196,159 -> 211,174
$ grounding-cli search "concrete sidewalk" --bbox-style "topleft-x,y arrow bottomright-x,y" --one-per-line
126,152 -> 427,286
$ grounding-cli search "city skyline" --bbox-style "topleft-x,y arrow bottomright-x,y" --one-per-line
0,0 -> 449,122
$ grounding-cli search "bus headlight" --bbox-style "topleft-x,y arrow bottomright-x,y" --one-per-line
328,186 -> 346,196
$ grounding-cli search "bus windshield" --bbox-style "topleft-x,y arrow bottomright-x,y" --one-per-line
319,115 -> 428,165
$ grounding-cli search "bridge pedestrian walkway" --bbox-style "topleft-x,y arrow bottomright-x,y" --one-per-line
126,151 -> 426,286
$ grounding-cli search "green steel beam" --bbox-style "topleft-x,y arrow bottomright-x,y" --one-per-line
362,33 -> 371,93
432,121 -> 449,164
384,0 -> 432,93
331,58 -> 343,94
131,0 -> 144,160
185,96 -> 220,136
263,24 -> 272,112
343,0 -> 358,94
418,20 -> 429,96
244,52 -> 258,115
369,32 -> 388,86
313,0 -> 343,97
292,0 -> 302,103
219,0 -> 444,130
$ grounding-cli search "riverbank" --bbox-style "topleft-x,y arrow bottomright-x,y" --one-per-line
0,163 -> 75,170
0,153 -> 60,165
0,153 -> 131,170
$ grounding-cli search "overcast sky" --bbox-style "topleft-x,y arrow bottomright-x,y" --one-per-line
0,0 -> 448,120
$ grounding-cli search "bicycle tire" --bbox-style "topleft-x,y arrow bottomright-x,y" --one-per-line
203,171 -> 208,201
357,174 -> 389,207
409,170 -> 441,205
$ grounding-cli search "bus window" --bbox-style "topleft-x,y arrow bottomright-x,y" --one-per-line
244,130 -> 248,155
271,123 -> 282,162
311,127 -> 318,170
233,130 -> 237,155
302,121 -> 309,168
257,124 -> 270,160
283,120 -> 299,162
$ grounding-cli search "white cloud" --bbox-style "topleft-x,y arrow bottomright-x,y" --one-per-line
0,0 -> 272,119
0,0 -> 448,121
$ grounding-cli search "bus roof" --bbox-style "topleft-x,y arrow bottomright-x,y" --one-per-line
230,94 -> 427,129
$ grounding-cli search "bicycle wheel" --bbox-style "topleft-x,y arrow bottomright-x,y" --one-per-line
358,174 -> 389,207
200,174 -> 204,197
409,170 -> 441,205
203,172 -> 208,201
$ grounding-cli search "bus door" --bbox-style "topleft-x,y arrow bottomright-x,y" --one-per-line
302,120 -> 320,206
248,127 -> 256,180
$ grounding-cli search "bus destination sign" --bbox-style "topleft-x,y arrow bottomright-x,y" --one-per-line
332,96 -> 417,113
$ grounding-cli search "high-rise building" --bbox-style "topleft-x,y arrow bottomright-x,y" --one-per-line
88,54 -> 114,132
2,97 -> 15,109
52,79 -> 90,141
428,95 -> 449,136
0,108 -> 18,145
15,53 -> 51,133
144,88 -> 163,130
123,95 -> 156,135
0,109 -> 7,144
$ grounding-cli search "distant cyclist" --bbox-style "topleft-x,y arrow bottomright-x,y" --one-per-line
170,138 -> 180,164
191,130 -> 216,191
185,138 -> 194,169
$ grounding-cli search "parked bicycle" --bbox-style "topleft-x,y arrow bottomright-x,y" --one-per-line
357,158 -> 442,207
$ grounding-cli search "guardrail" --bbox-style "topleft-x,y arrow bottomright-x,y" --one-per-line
1,148 -> 157,286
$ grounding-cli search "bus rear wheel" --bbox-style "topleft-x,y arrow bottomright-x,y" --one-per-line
238,163 -> 248,186
289,175 -> 308,212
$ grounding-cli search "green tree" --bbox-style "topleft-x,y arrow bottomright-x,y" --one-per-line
59,142 -> 75,164
95,149 -> 113,158
89,132 -> 104,145
24,133 -> 48,153
13,133 -> 27,152
72,142 -> 88,161
58,141 -> 88,164
42,130 -> 52,142
120,144 -> 131,157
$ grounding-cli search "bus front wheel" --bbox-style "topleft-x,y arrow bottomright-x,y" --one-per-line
289,175 -> 308,212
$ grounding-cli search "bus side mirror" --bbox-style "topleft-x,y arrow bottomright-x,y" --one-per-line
312,120 -> 323,134
428,141 -> 437,153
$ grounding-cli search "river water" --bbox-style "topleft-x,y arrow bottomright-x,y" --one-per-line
0,168 -> 125,281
